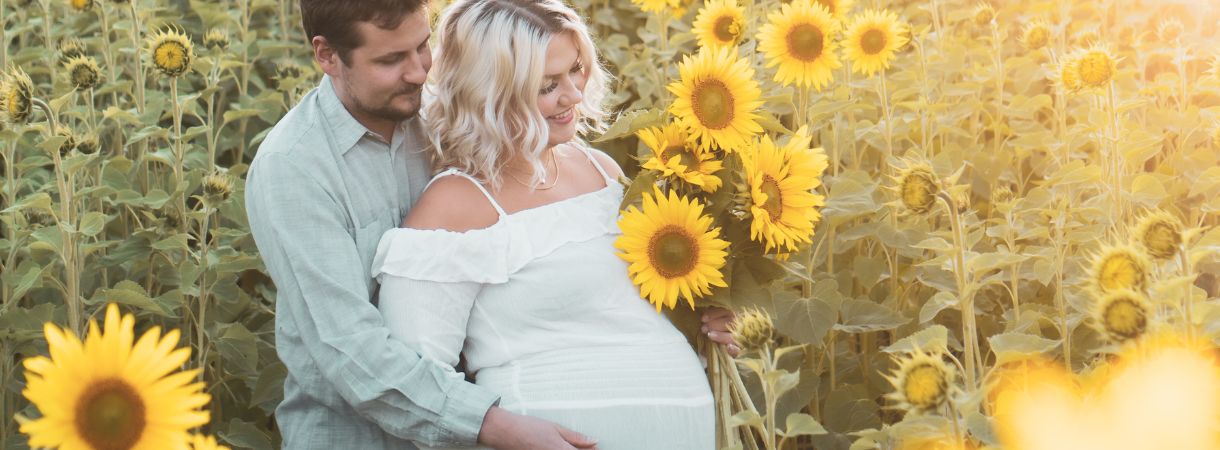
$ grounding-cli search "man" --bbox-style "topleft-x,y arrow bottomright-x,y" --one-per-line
246,1 -> 739,449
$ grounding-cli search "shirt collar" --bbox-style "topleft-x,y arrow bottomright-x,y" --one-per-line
317,75 -> 384,155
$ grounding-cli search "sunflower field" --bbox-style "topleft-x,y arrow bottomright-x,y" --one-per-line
1,0 -> 1219,448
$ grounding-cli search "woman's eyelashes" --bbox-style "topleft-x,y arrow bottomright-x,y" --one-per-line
540,61 -> 586,95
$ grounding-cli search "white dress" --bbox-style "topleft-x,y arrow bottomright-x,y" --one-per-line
371,148 -> 715,450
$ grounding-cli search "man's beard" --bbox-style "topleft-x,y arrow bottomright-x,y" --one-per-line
344,79 -> 422,123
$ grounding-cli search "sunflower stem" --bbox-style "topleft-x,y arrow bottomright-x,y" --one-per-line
35,98 -> 84,336
40,0 -> 56,83
0,0 -> 7,68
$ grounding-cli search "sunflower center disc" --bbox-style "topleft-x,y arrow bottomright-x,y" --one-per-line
1079,53 -> 1112,86
1100,256 -> 1141,291
901,175 -> 935,212
649,226 -> 699,278
861,28 -> 887,55
761,175 -> 784,220
713,16 -> 739,43
786,23 -> 824,62
1105,298 -> 1146,340
662,144 -> 700,170
156,43 -> 187,72
76,378 -> 146,450
691,80 -> 735,130
904,364 -> 945,409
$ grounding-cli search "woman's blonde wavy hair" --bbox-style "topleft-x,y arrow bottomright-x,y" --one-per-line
424,0 -> 611,189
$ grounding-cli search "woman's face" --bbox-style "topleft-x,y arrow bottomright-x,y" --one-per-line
538,32 -> 588,148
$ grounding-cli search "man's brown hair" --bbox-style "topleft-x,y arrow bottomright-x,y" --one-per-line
299,0 -> 429,64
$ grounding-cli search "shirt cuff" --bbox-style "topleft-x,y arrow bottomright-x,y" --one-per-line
437,381 -> 501,447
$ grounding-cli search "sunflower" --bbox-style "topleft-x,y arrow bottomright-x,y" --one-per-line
190,434 -> 231,450
1090,244 -> 1151,294
65,55 -> 102,92
202,172 -> 235,205
972,3 -> 994,27
1157,18 -> 1184,42
637,122 -> 724,192
1020,19 -> 1050,51
1134,210 -> 1182,260
20,304 -> 211,450
147,27 -> 194,78
886,347 -> 955,413
58,38 -> 87,64
1,66 -> 34,125
1092,289 -> 1152,343
69,0 -> 93,10
894,163 -> 940,214
843,9 -> 908,77
757,1 -> 842,90
1074,46 -> 1117,89
692,0 -> 746,50
668,46 -> 763,152
1055,54 -> 1082,92
742,127 -> 828,253
729,308 -> 776,354
781,0 -> 854,21
616,188 -> 730,311
203,28 -> 229,51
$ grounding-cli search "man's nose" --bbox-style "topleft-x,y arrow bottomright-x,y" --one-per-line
402,53 -> 428,85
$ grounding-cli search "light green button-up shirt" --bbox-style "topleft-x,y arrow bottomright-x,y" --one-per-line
245,76 -> 499,450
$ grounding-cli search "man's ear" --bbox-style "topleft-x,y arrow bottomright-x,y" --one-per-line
312,36 -> 341,77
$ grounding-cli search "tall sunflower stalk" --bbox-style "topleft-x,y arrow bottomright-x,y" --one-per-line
939,189 -> 982,388
31,97 -> 85,335
234,0 -> 255,163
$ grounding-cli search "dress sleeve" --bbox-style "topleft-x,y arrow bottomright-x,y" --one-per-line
377,275 -> 480,368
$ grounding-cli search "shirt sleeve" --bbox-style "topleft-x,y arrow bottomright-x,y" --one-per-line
377,274 -> 479,370
245,153 -> 498,447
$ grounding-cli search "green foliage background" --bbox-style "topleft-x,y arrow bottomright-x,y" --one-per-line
1,0 -> 1219,449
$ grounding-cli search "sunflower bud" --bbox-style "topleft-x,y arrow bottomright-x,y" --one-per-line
203,28 -> 229,51
1057,54 -> 1082,92
64,56 -> 102,92
896,165 -> 940,214
1021,20 -> 1050,51
1075,47 -> 1117,88
1157,18 -> 1183,41
885,348 -> 955,413
50,125 -> 78,158
147,27 -> 194,78
76,133 -> 100,155
1092,289 -> 1151,343
990,185 -> 1013,205
730,308 -> 775,354
1090,244 -> 1151,294
202,172 -> 234,204
1,66 -> 35,125
972,3 -> 994,27
58,38 -> 87,64
1134,211 -> 1182,260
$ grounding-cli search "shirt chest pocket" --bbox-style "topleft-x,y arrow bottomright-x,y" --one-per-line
353,212 -> 397,300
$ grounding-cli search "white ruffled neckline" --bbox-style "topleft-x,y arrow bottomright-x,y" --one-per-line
370,182 -> 624,284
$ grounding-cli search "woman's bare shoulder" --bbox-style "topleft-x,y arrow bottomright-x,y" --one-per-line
402,174 -> 500,232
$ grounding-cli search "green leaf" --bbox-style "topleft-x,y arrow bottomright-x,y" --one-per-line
772,289 -> 835,346
0,303 -> 57,342
10,263 -> 49,301
918,291 -> 958,323
883,325 -> 949,354
78,212 -> 107,237
152,233 -> 190,252
834,299 -> 908,333
1,193 -> 52,214
601,110 -> 666,143
99,280 -> 170,316
618,171 -> 659,211
781,413 -> 828,437
220,419 -> 274,450
987,332 -> 1059,365
216,322 -> 260,375
726,410 -> 763,429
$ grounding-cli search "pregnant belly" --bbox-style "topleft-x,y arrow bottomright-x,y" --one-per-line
474,341 -> 713,412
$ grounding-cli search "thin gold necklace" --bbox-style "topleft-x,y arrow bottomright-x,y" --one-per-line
507,149 -> 561,190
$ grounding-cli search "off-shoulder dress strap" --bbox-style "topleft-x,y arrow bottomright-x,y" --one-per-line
426,168 -> 508,217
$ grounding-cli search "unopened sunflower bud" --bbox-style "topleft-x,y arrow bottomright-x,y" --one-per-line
147,27 -> 194,78
730,308 -> 775,354
1135,211 -> 1182,260
1,66 -> 34,125
202,172 -> 234,203
203,28 -> 229,51
64,55 -> 102,92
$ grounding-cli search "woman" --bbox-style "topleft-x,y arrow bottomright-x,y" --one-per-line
370,0 -> 715,449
